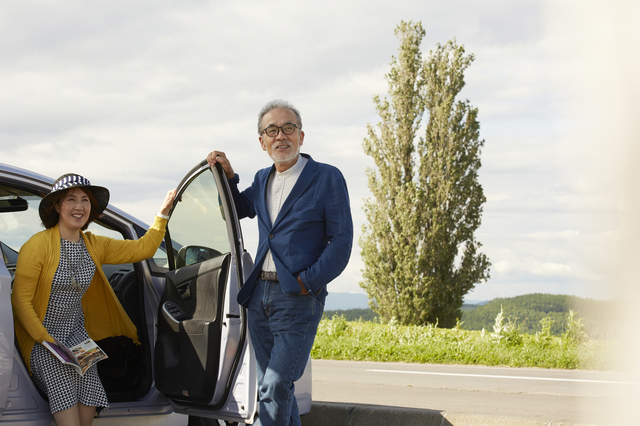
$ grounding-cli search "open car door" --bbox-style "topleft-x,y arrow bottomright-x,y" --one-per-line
154,161 -> 257,424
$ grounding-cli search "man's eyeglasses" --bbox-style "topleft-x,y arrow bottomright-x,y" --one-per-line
262,123 -> 299,137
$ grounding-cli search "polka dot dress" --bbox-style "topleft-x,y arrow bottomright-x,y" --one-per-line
30,238 -> 109,415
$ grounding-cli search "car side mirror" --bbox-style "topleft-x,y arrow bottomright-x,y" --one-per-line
175,245 -> 223,269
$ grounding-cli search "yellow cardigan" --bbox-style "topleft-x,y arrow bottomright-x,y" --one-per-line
12,215 -> 168,374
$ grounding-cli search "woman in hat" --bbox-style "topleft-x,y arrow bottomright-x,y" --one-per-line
12,173 -> 176,426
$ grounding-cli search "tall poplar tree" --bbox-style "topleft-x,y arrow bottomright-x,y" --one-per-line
360,22 -> 490,327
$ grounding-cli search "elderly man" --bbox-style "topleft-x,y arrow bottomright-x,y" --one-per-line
207,99 -> 353,425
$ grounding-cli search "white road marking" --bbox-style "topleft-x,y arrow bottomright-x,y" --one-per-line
366,369 -> 636,385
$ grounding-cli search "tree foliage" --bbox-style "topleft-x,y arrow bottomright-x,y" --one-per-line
360,21 -> 490,328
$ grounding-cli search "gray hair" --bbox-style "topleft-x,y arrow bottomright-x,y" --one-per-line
257,99 -> 303,134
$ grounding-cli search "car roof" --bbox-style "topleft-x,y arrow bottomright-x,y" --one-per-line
0,162 -> 150,230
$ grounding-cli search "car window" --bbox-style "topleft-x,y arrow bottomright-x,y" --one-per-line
0,194 -> 42,255
0,190 -> 126,279
145,225 -> 169,270
86,222 -> 125,240
166,169 -> 231,269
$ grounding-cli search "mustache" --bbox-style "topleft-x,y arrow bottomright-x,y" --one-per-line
271,144 -> 301,164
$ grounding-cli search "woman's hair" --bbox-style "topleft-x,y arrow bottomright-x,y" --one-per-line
41,187 -> 102,230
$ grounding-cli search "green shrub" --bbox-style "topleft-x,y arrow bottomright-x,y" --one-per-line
311,309 -> 622,370
563,310 -> 588,344
534,317 -> 555,348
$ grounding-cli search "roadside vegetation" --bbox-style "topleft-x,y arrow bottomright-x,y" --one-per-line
312,308 -> 623,370
323,294 -> 621,339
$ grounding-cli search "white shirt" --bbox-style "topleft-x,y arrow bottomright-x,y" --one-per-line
262,155 -> 308,273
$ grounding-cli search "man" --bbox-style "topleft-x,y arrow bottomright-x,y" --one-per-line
207,99 -> 353,425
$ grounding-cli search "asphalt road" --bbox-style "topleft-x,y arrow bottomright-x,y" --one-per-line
309,359 -> 639,425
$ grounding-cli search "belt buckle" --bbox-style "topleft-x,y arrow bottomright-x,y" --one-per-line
261,271 -> 278,281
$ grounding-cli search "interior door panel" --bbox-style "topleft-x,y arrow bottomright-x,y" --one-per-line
154,254 -> 229,404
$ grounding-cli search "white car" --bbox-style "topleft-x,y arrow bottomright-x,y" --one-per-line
0,161 -> 311,425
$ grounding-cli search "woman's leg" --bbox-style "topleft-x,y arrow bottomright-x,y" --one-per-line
53,404 -> 80,426
78,403 -> 96,426
52,403 -> 95,426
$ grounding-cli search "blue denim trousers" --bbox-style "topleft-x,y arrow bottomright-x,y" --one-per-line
247,279 -> 323,426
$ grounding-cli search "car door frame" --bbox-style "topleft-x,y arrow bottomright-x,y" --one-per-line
0,256 -> 13,420
0,168 -> 52,423
154,161 -> 257,423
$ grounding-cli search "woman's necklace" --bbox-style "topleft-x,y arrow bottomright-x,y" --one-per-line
61,239 -> 84,292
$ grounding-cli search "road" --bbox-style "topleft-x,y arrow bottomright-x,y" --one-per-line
310,359 -> 638,425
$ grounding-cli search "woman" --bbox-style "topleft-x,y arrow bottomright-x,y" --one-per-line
12,173 -> 176,426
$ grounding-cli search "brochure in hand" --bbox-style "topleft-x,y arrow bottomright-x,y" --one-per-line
42,338 -> 108,376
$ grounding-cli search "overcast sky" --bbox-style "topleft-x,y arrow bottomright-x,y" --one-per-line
1,1 -> 635,303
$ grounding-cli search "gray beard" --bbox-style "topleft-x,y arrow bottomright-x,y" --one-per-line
271,145 -> 301,164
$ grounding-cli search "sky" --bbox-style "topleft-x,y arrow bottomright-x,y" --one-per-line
1,1 -> 635,304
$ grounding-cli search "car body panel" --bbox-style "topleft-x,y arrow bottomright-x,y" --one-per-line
0,259 -> 13,419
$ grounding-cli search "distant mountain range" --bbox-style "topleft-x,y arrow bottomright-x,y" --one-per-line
325,292 -> 370,310
462,299 -> 490,306
325,292 -> 489,310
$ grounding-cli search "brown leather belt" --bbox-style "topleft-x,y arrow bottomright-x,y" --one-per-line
259,271 -> 279,282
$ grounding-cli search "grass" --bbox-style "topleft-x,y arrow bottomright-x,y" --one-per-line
311,310 -> 623,370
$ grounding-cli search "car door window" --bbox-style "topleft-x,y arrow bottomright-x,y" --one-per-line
0,194 -> 42,276
0,190 -> 126,280
166,169 -> 231,269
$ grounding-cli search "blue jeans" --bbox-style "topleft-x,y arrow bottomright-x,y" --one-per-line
247,279 -> 323,426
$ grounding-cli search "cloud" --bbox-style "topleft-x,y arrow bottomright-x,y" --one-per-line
0,0 -> 617,303
491,258 -> 576,278
486,193 -> 511,202
530,262 -> 572,277
493,260 -> 516,274
520,230 -> 580,240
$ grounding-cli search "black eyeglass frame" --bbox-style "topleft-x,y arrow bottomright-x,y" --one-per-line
261,123 -> 300,137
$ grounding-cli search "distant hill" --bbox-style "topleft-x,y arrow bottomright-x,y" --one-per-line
324,292 -> 369,310
460,293 -> 619,339
326,303 -> 479,322
325,292 -> 488,311
322,293 -> 618,339
463,300 -> 490,306
323,308 -> 379,322
461,303 -> 482,312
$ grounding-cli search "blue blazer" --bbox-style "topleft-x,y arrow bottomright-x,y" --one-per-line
230,154 -> 353,307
